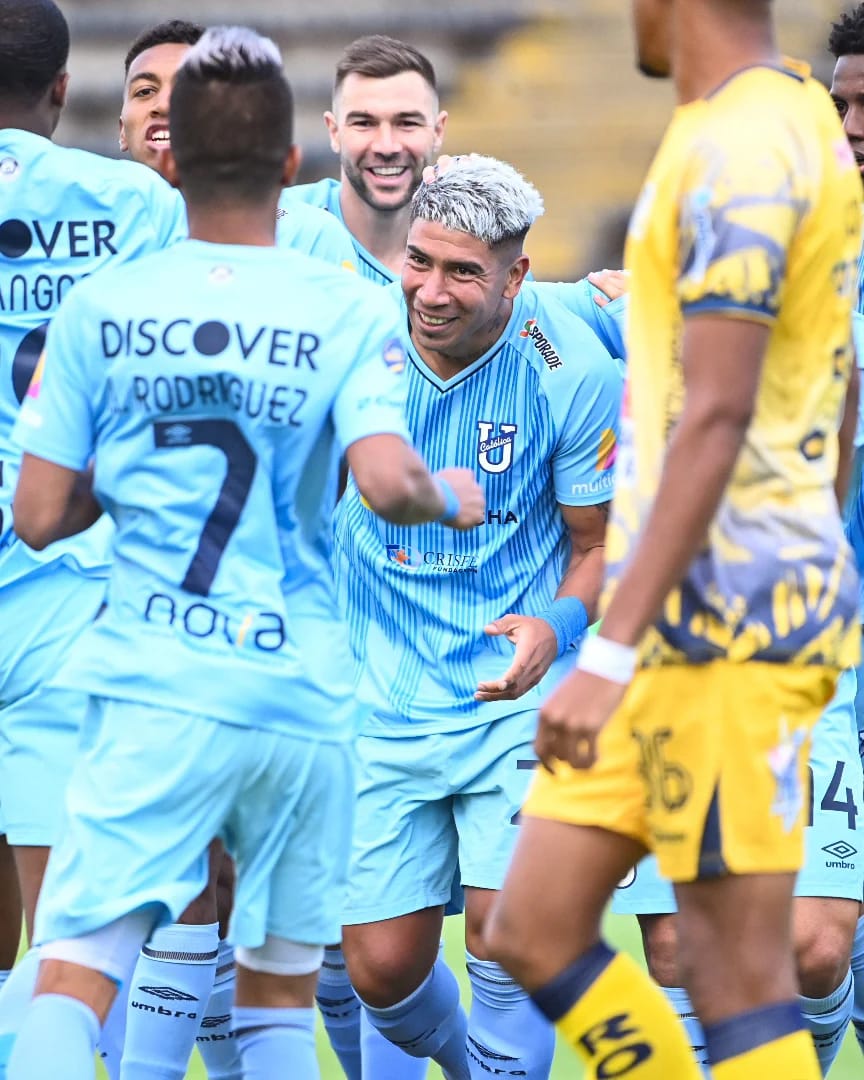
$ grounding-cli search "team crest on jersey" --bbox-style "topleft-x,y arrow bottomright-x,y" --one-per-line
477,421 -> 517,475
382,338 -> 406,373
768,720 -> 807,832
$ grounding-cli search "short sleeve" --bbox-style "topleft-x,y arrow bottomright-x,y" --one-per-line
535,280 -> 626,360
677,129 -> 807,323
13,289 -> 100,470
332,302 -> 412,451
552,348 -> 624,507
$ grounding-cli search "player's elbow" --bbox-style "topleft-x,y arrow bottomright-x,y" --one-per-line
12,501 -> 59,551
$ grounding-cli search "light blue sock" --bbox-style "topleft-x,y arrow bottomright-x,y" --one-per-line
233,1005 -> 317,1079
121,920 -> 219,1080
465,951 -> 554,1079
800,968 -> 854,1076
360,1007 -> 431,1078
316,945 -> 362,1080
0,947 -> 41,1071
195,942 -> 242,1080
7,993 -> 99,1080
663,986 -> 710,1077
852,914 -> 864,1052
361,958 -> 469,1080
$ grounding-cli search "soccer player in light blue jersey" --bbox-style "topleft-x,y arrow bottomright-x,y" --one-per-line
830,8 -> 864,1056
281,34 -> 447,285
114,20 -> 359,1080
0,0 -> 185,951
334,155 -> 623,1080
5,26 -> 484,1080
119,18 -> 357,270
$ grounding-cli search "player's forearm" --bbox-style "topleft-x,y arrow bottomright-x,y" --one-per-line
599,411 -> 749,649
13,463 -> 101,551
555,543 -> 605,624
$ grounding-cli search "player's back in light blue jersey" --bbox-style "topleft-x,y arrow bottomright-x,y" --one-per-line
0,129 -> 186,586
280,178 -> 396,285
15,239 -> 409,741
334,283 -> 623,733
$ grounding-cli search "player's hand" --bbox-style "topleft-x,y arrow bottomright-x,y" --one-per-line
534,668 -> 626,770
422,154 -> 469,185
587,269 -> 630,307
435,467 -> 485,530
475,614 -> 558,701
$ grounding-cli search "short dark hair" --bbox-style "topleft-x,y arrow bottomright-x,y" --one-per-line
334,34 -> 436,94
0,0 -> 68,104
830,5 -> 864,58
124,19 -> 204,76
170,27 -> 293,205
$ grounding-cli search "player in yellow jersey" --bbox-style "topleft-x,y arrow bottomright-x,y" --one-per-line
486,2 -> 862,1079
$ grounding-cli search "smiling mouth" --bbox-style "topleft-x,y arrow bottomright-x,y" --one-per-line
368,165 -> 409,178
146,127 -> 170,147
415,311 -> 453,329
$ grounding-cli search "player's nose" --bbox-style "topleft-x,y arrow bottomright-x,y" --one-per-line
371,124 -> 401,156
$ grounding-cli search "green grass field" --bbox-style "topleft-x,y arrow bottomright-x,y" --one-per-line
137,913 -> 861,1079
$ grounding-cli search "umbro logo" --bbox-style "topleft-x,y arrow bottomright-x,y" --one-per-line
822,840 -> 858,860
200,1014 -> 231,1028
139,985 -> 199,1002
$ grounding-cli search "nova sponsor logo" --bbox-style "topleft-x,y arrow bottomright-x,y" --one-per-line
519,317 -> 562,371
385,545 -> 479,573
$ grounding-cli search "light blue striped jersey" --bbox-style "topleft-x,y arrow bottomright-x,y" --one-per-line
280,178 -> 396,285
0,129 -> 186,587
334,282 -> 623,733
14,240 -> 409,740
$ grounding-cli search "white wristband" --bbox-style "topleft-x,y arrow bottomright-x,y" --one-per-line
576,634 -> 638,685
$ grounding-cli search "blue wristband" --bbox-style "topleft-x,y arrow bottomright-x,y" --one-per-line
540,597 -> 589,658
435,478 -> 461,523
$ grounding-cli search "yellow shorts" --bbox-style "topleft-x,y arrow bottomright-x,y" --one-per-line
524,661 -> 838,882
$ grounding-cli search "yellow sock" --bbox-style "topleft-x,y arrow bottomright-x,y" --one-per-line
533,943 -> 701,1078
711,1026 -> 819,1080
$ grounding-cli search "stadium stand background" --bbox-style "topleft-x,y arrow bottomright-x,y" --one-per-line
57,0 -> 845,280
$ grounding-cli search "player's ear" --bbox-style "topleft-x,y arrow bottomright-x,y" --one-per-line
324,111 -> 340,153
159,149 -> 181,189
282,145 -> 302,187
503,254 -> 531,299
433,110 -> 448,154
50,71 -> 69,110
118,116 -> 128,154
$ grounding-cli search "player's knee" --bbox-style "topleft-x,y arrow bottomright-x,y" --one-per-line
794,907 -> 857,998
638,914 -> 680,987
483,901 -> 540,987
342,936 -> 432,1009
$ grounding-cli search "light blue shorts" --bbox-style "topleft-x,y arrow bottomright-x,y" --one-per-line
35,698 -> 355,949
343,711 -> 537,924
0,563 -> 105,846
612,666 -> 864,915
